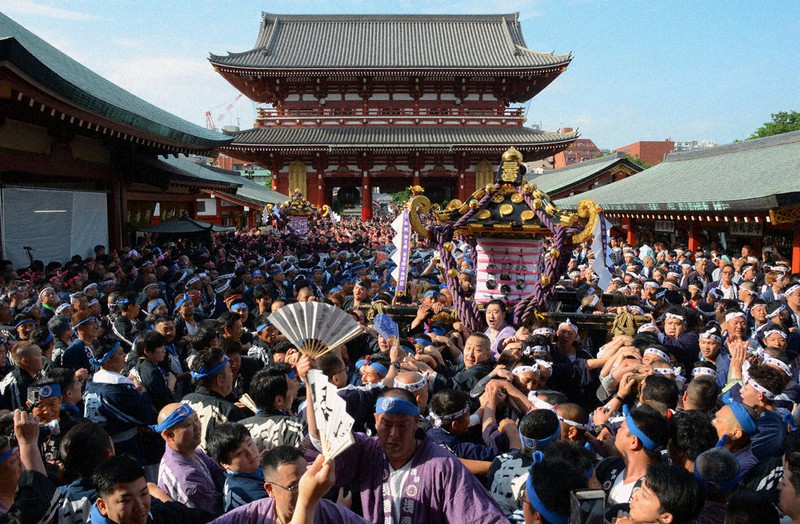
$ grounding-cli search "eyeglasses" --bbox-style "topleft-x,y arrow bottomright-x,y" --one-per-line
269,481 -> 299,493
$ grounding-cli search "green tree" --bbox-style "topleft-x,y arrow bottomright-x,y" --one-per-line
748,111 -> 800,140
391,188 -> 411,207
624,154 -> 651,169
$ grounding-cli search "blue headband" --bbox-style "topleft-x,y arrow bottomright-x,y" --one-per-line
190,356 -> 229,380
27,383 -> 61,406
147,299 -> 166,312
175,296 -> 192,310
413,337 -> 431,346
252,270 -> 263,277
428,326 -> 447,336
255,322 -> 271,333
623,404 -> 659,451
356,359 -> 389,377
423,290 -> 440,298
728,402 -> 758,436
230,302 -> 248,312
90,342 -> 121,367
14,318 -> 35,328
525,453 -> 569,524
149,403 -> 195,433
519,421 -> 561,451
376,396 -> 420,416
0,447 -> 17,463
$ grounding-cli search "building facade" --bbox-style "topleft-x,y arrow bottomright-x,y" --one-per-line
551,128 -> 602,168
209,13 -> 578,219
614,140 -> 675,166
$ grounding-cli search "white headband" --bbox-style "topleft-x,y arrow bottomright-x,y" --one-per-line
557,415 -> 594,432
785,284 -> 800,297
55,303 -> 71,315
644,281 -> 659,289
763,329 -> 787,340
637,323 -> 658,333
533,328 -> 555,337
644,347 -> 671,363
766,305 -> 785,319
725,312 -> 745,323
522,345 -> 550,357
743,371 -> 775,400
699,329 -> 722,343
692,367 -> 717,378
558,321 -> 578,334
665,312 -> 685,322
430,405 -> 469,428
762,357 -> 792,377
393,374 -> 429,392
652,365 -> 682,377
534,359 -> 553,371
513,364 -> 539,376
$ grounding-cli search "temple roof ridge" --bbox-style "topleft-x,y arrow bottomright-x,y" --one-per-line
209,11 -> 572,70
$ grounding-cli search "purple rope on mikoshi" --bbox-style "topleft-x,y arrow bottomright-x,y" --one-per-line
431,225 -> 484,334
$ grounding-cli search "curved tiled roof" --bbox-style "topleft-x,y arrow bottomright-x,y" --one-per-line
526,152 -> 642,195
226,126 -> 578,150
0,13 -> 229,149
556,131 -> 800,212
210,13 -> 571,70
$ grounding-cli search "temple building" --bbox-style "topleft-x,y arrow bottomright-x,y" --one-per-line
557,131 -> 800,272
210,13 -> 578,219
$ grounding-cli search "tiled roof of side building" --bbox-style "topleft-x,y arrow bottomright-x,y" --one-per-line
555,131 -> 800,212
526,152 -> 642,194
0,13 -> 230,149
227,126 -> 578,149
209,13 -> 571,70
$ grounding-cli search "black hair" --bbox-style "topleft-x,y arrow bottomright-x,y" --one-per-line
684,375 -> 719,412
43,367 -> 77,395
191,322 -> 221,353
694,447 -> 740,494
519,409 -> 560,440
118,292 -> 139,312
641,374 -> 679,409
30,327 -> 52,348
725,489 -> 780,524
248,364 -> 293,410
91,337 -> 120,361
534,390 -> 569,406
140,330 -> 166,355
253,285 -> 273,301
543,441 -> 594,479
645,462 -> 703,523
262,445 -> 303,477
629,404 -> 669,460
60,422 -> 112,481
667,410 -> 717,461
190,346 -> 228,387
206,422 -> 250,465
47,315 -> 72,338
272,341 -> 294,355
528,457 -> 586,519
429,389 -> 469,429
92,455 -> 146,497
486,299 -> 506,313
747,363 -> 788,398
632,331 -> 660,349
318,353 -> 345,379
221,338 -> 243,357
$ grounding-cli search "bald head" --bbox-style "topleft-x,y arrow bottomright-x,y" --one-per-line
158,403 -> 183,425
394,371 -> 424,386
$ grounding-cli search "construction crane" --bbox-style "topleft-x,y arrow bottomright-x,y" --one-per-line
205,94 -> 243,130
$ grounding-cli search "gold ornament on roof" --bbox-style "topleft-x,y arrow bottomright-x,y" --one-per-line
500,146 -> 523,183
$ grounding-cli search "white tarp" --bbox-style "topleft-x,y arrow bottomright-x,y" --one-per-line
1,186 -> 108,269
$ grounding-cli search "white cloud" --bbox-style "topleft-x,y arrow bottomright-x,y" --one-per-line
3,0 -> 102,21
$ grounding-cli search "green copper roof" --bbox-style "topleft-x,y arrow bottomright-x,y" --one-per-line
0,12 -> 230,150
526,152 -> 642,195
556,131 -> 800,212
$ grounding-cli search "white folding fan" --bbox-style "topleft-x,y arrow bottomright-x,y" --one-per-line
267,302 -> 363,358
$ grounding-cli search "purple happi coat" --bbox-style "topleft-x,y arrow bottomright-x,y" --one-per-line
317,431 -> 509,524
208,497 -> 368,524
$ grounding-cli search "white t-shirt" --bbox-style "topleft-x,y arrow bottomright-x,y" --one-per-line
608,468 -> 640,505
388,461 -> 413,523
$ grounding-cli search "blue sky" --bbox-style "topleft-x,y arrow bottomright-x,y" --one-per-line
5,0 -> 799,149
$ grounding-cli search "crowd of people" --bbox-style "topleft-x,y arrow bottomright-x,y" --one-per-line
0,211 -> 800,524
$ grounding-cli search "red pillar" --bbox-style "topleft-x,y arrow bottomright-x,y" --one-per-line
623,218 -> 637,246
687,223 -> 700,252
361,172 -> 373,221
793,221 -> 800,274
